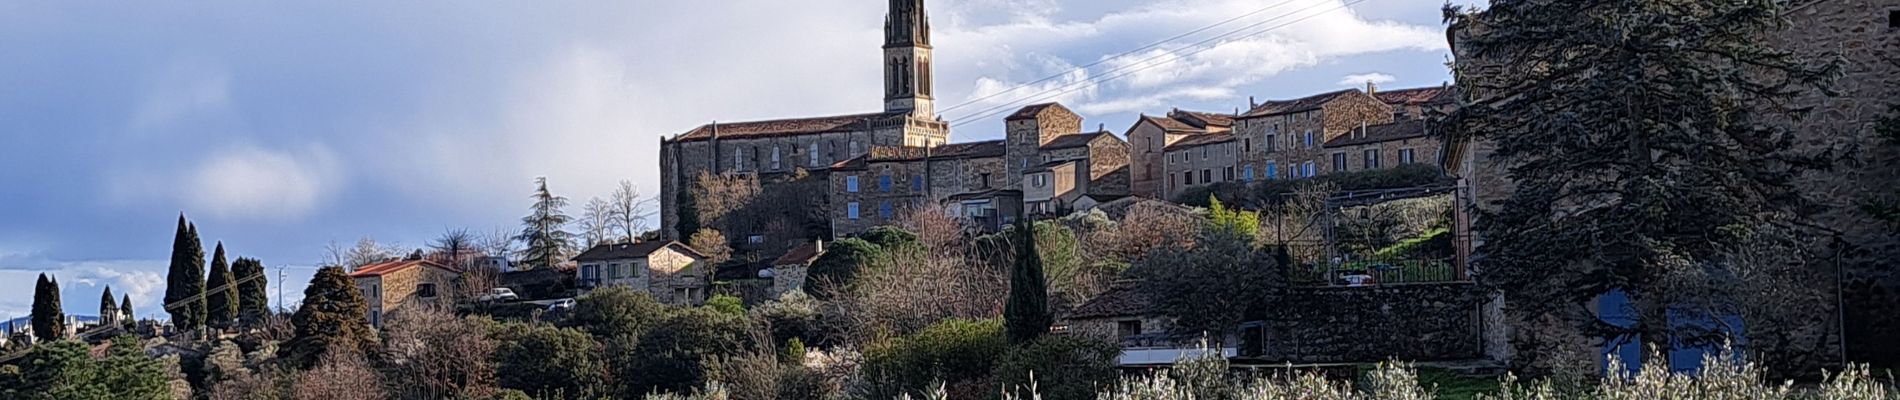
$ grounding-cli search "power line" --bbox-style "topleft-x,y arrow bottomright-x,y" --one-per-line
935,0 -> 1307,115
948,0 -> 1365,128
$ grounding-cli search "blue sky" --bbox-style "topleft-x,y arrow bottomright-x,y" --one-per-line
0,0 -> 1472,320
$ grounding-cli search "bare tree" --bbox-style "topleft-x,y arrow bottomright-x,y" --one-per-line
608,180 -> 655,243
380,308 -> 499,400
1260,183 -> 1335,252
292,351 -> 388,400
577,197 -> 615,248
688,229 -> 732,266
1092,200 -> 1201,264
326,237 -> 406,270
428,228 -> 479,270
477,227 -> 517,260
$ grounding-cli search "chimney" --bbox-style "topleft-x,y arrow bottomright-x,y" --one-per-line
1360,120 -> 1368,138
815,239 -> 824,253
1249,96 -> 1257,109
1366,81 -> 1378,95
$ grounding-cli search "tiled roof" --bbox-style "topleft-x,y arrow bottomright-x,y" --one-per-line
1374,86 -> 1451,106
1163,132 -> 1235,151
1026,159 -> 1080,173
1140,115 -> 1202,132
946,189 -> 1022,202
831,140 -> 1008,171
1241,89 -> 1359,118
350,259 -> 457,278
673,112 -> 897,142
571,241 -> 704,262
1172,111 -> 1235,128
1041,131 -> 1114,149
931,140 -> 1007,159
1324,119 -> 1431,148
772,242 -> 825,266
1005,103 -> 1072,121
1067,282 -> 1155,319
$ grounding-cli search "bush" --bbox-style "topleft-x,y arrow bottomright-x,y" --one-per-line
804,238 -> 886,299
753,291 -> 824,347
629,307 -> 760,396
707,295 -> 746,316
488,323 -> 607,399
859,319 -> 1008,400
993,336 -> 1121,400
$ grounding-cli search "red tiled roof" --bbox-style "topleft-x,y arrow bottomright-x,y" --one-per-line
1241,89 -> 1359,118
350,259 -> 457,278
1140,115 -> 1201,132
1324,119 -> 1431,148
1041,131 -> 1115,149
772,242 -> 825,266
1067,281 -> 1155,319
1164,132 -> 1235,151
1172,110 -> 1235,128
1005,103 -> 1073,121
673,112 -> 897,142
571,241 -> 704,262
1374,86 -> 1451,106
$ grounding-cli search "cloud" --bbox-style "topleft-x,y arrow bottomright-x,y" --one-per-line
1337,72 -> 1396,86
127,61 -> 232,134
183,145 -> 343,221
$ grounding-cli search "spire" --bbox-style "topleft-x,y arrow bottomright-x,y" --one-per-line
885,0 -> 930,48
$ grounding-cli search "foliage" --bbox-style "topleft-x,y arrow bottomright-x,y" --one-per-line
860,226 -> 922,251
781,338 -> 807,364
517,177 -> 577,271
690,228 -> 735,266
280,266 -> 376,370
489,322 -> 608,399
232,257 -> 271,327
628,307 -> 760,396
859,319 -> 1006,400
31,273 -> 64,342
752,291 -> 823,347
120,294 -> 134,330
1134,227 -> 1285,339
1444,0 -> 1840,357
1864,104 -> 1900,232
165,215 -> 207,333
992,336 -> 1120,400
1173,165 -> 1447,209
206,242 -> 238,330
1003,220 -> 1051,346
1205,197 -> 1260,240
567,285 -> 670,341
292,351 -> 387,400
380,308 -> 499,400
803,238 -> 885,299
707,294 -> 746,316
99,286 -> 116,327
0,339 -> 174,400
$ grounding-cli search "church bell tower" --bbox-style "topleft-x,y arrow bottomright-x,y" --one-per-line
884,0 -> 934,118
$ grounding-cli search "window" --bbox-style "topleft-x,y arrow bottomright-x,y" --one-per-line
1364,149 -> 1382,169
748,235 -> 765,244
1032,174 -> 1046,187
371,283 -> 380,300
770,146 -> 782,170
1333,153 -> 1348,172
1184,171 -> 1194,186
418,283 -> 439,300
879,175 -> 892,192
1266,134 -> 1276,152
1200,169 -> 1211,183
1266,162 -> 1278,180
1304,130 -> 1315,148
580,265 -> 596,284
1305,161 -> 1315,177
1117,320 -> 1142,340
809,142 -> 822,167
979,173 -> 992,188
1243,138 -> 1251,153
1201,147 -> 1208,160
1243,165 -> 1255,181
879,202 -> 893,218
1168,174 -> 1177,189
370,310 -> 381,327
912,176 -> 924,191
1892,10 -> 1899,28
846,175 -> 859,192
847,202 -> 860,219
1223,166 -> 1235,181
734,150 -> 745,171
1400,148 -> 1416,164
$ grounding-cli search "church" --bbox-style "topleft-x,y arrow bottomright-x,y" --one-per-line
657,0 -> 1130,249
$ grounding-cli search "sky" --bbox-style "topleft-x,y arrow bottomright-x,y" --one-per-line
0,0 -> 1478,321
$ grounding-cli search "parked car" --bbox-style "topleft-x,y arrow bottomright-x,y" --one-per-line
477,288 -> 519,303
547,298 -> 575,312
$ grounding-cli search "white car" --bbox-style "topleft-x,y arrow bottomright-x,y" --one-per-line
547,298 -> 576,312
477,288 -> 519,303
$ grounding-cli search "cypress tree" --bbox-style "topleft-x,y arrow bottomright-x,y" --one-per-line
99,286 -> 116,327
120,294 -> 135,330
233,257 -> 271,327
1003,218 -> 1051,345
205,242 -> 237,330
280,266 -> 375,369
163,215 -> 206,332
516,177 -> 576,270
31,273 -> 64,342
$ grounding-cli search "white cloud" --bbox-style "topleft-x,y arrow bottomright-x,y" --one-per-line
183,145 -> 343,221
127,60 -> 233,135
1338,72 -> 1397,87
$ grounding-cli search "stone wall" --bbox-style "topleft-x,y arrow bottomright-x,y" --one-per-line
1085,134 -> 1132,196
1255,283 -> 1486,363
830,159 -> 930,235
926,155 -> 1005,201
1327,136 -> 1444,174
1162,139 -> 1239,199
1127,121 -> 1173,198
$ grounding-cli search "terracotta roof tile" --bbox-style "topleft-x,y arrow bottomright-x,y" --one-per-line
1324,119 -> 1431,148
350,259 -> 457,278
1067,282 -> 1155,319
1241,89 -> 1359,118
1172,110 -> 1235,128
772,242 -> 825,266
1163,132 -> 1235,151
1140,115 -> 1201,132
1374,86 -> 1451,106
1041,131 -> 1113,149
674,112 -> 897,142
1005,103 -> 1073,121
571,241 -> 704,262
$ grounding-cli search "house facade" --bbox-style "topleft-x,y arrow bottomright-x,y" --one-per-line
1128,110 -> 1234,199
351,259 -> 461,328
573,241 -> 708,306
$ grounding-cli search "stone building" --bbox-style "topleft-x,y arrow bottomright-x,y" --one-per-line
1160,132 -> 1239,200
351,259 -> 461,328
572,241 -> 708,306
770,241 -> 824,297
1320,119 -> 1441,174
1128,110 -> 1234,198
1234,88 -> 1396,181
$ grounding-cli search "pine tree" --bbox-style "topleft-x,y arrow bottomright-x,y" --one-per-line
120,294 -> 134,330
98,286 -> 116,327
516,177 -> 576,270
163,215 -> 207,332
1445,0 -> 1840,355
31,273 -> 65,342
1003,217 -> 1051,345
205,242 -> 237,330
280,266 -> 375,369
232,257 -> 271,327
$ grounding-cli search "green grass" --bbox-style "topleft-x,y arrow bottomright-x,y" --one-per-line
1413,367 -> 1502,400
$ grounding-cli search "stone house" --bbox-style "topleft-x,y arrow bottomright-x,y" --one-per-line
351,259 -> 461,328
1320,119 -> 1441,174
1160,132 -> 1240,200
1128,110 -> 1235,198
1059,282 -> 1232,366
770,241 -> 825,297
1232,89 -> 1396,181
572,241 -> 709,306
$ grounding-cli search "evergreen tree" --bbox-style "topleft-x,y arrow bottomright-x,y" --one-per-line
280,266 -> 375,369
1003,217 -> 1051,345
163,215 -> 206,332
0,338 -> 173,400
120,294 -> 134,330
1445,0 -> 1839,355
516,177 -> 576,270
204,242 -> 237,330
30,273 -> 65,342
232,257 -> 271,326
98,286 -> 116,327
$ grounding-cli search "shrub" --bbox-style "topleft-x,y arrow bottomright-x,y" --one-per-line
629,307 -> 760,395
993,336 -> 1120,400
859,319 -> 1008,400
804,238 -> 886,299
753,291 -> 824,347
488,323 -> 607,399
707,295 -> 746,316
